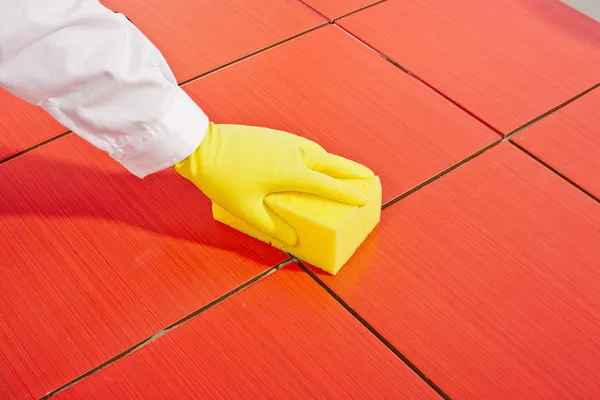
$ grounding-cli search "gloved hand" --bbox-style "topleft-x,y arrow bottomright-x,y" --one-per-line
174,123 -> 374,246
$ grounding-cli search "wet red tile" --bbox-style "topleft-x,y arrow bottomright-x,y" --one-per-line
0,135 -> 286,399
314,143 -> 600,399
339,0 -> 600,133
513,87 -> 600,198
184,25 -> 497,203
55,265 -> 439,400
100,0 -> 325,82
299,0 -> 378,19
0,89 -> 64,161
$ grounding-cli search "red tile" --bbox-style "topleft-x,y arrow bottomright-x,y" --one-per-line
100,0 -> 325,82
0,1 -> 323,163
299,0 -> 378,19
0,135 -> 286,398
339,0 -> 600,133
513,87 -> 600,198
314,143 -> 600,399
55,265 -> 439,400
184,25 -> 497,203
0,89 -> 64,161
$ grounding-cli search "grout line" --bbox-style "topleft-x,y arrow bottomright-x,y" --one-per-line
378,82 -> 599,210
333,24 -> 505,137
502,82 -> 600,141
382,138 -> 503,209
295,0 -> 330,21
509,141 -> 599,203
40,258 -> 292,400
405,70 -> 504,136
0,130 -> 71,165
1,24 -> 329,166
296,260 -> 451,400
296,0 -> 387,23
333,24 -> 409,73
331,25 -> 600,209
333,18 -> 599,140
334,0 -> 388,21
179,23 -> 329,87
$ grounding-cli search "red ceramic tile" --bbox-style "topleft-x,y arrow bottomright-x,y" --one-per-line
184,25 -> 497,203
100,0 -> 325,82
0,0 -> 323,163
55,265 -> 439,400
513,87 -> 600,198
315,143 -> 600,399
0,89 -> 64,161
299,0 -> 378,19
0,135 -> 286,399
339,0 -> 600,134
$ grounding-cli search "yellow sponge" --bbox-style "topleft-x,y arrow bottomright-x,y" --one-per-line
212,176 -> 381,275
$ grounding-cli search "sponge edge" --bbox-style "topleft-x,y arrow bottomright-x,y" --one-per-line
212,176 -> 382,275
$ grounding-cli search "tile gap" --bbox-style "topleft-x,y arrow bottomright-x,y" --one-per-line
295,0 -> 331,22
404,71 -> 504,136
40,258 -> 292,400
509,141 -> 599,203
0,131 -> 71,165
332,24 -> 504,137
335,15 -> 599,141
503,82 -> 600,141
332,23 -> 409,71
3,25 -> 329,164
382,138 -> 503,210
333,0 -> 389,21
296,260 -> 451,400
179,23 -> 329,87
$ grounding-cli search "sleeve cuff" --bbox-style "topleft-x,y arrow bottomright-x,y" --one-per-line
109,88 -> 209,178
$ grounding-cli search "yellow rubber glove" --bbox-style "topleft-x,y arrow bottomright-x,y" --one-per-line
173,123 -> 374,246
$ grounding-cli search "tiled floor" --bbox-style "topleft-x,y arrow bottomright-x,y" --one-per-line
1,1 -> 599,399
338,0 -> 600,134
512,88 -> 600,198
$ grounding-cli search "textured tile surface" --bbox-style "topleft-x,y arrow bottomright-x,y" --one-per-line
0,135 -> 286,398
339,0 -> 600,133
0,0 -> 324,163
55,265 -> 440,400
184,25 -> 497,203
314,143 -> 600,399
299,0 -> 379,19
100,0 -> 325,82
0,90 -> 64,161
513,88 -> 600,198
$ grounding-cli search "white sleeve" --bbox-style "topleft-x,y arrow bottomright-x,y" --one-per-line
0,0 -> 209,177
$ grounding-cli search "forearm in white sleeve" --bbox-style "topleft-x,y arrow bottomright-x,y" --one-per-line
0,0 -> 209,177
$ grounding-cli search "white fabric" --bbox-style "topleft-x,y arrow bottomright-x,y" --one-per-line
0,0 -> 209,177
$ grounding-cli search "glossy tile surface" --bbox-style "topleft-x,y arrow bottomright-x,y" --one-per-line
514,88 -> 600,198
0,135 -> 286,398
184,25 -> 497,203
0,90 -> 64,161
339,0 -> 600,133
315,143 -> 600,399
56,265 -> 439,400
100,0 -> 325,82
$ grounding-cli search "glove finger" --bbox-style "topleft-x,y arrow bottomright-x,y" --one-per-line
284,169 -> 368,207
303,150 -> 374,179
236,199 -> 298,246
